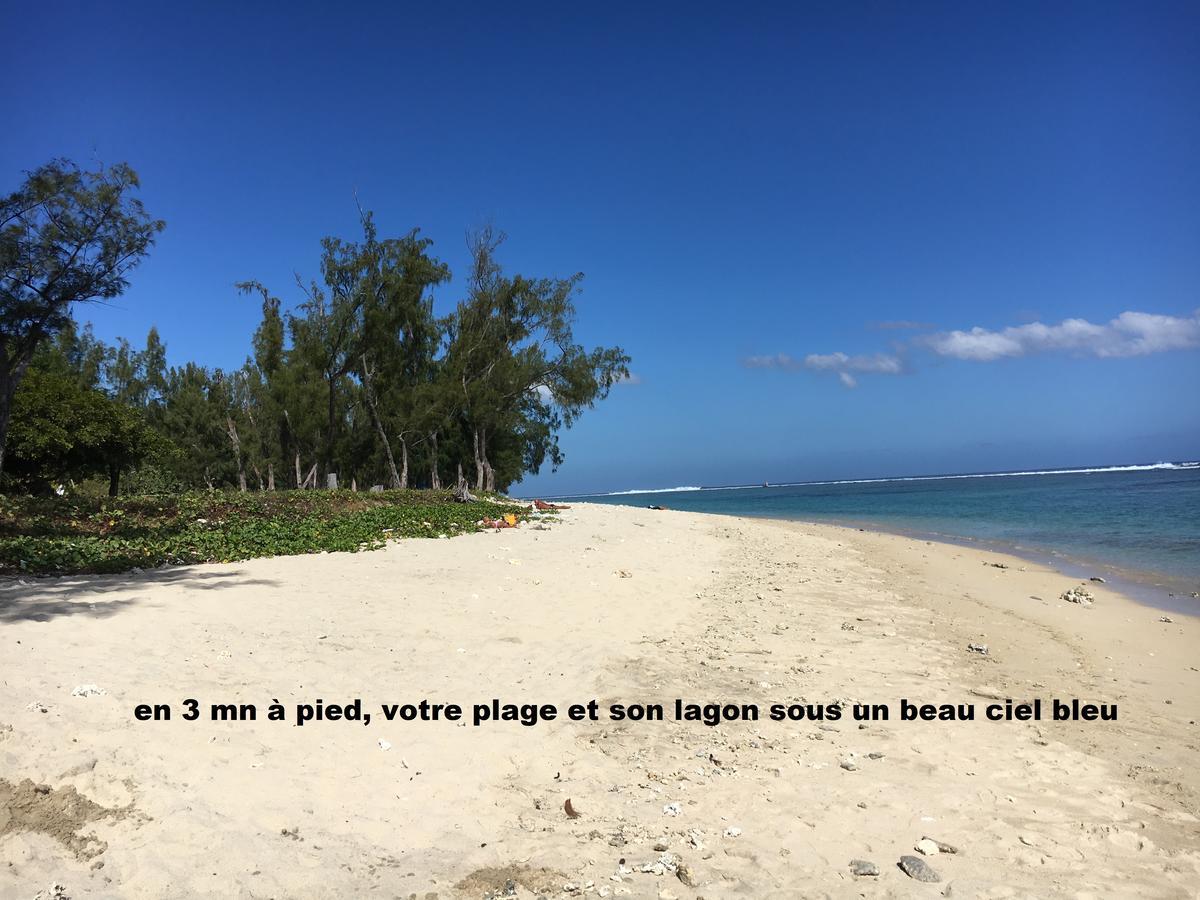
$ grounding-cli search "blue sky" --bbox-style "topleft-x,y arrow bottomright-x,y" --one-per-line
5,1 -> 1199,493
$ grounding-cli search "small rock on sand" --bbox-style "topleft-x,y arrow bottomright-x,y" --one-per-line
676,861 -> 698,886
898,855 -> 940,882
849,859 -> 879,876
923,836 -> 959,854
662,802 -> 682,816
1061,584 -> 1094,605
915,838 -> 940,855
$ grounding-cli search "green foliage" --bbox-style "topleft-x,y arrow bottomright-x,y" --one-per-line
0,490 -> 532,575
3,366 -> 168,494
0,159 -> 163,474
2,159 -> 629,497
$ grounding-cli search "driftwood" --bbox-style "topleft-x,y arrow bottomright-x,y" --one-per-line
453,465 -> 476,503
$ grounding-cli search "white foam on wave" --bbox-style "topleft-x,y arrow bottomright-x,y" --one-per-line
604,485 -> 705,495
561,461 -> 1197,498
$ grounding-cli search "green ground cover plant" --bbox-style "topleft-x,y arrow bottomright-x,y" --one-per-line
0,490 -> 535,575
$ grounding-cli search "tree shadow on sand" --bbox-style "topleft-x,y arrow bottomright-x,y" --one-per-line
0,568 -> 282,624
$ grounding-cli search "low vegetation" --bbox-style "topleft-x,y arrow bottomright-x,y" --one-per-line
0,490 -> 534,575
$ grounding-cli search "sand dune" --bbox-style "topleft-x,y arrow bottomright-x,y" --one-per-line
1,504 -> 1197,898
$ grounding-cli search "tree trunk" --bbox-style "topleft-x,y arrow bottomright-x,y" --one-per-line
252,464 -> 264,491
325,374 -> 337,480
361,355 -> 401,488
472,427 -> 484,491
399,435 -> 409,489
226,415 -> 247,492
452,463 -> 476,502
267,462 -> 275,491
479,427 -> 496,493
108,464 -> 120,497
429,430 -> 441,490
0,354 -> 32,479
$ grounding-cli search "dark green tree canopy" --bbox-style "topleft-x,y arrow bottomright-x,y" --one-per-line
0,159 -> 163,473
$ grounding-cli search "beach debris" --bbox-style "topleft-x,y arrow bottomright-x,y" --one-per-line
849,859 -> 879,877
983,561 -> 1009,569
923,836 -> 959,854
32,884 -> 70,900
26,701 -> 49,713
564,798 -> 581,819
1060,584 -> 1095,606
377,739 -> 392,751
966,643 -> 989,655
867,751 -> 885,760
648,504 -> 668,511
70,685 -> 107,698
1089,576 -> 1106,583
839,758 -> 858,771
662,802 -> 682,816
723,826 -> 742,838
898,854 -> 941,882
915,838 -> 940,856
614,570 -> 632,578
1159,616 -> 1175,623
638,852 -> 679,875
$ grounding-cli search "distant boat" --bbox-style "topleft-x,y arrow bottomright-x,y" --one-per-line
762,481 -> 769,488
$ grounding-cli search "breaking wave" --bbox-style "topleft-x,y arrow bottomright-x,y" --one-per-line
545,461 -> 1198,499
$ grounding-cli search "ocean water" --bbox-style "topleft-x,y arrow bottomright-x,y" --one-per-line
563,463 -> 1200,610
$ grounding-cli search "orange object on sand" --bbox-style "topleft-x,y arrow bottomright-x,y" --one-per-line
504,513 -> 518,527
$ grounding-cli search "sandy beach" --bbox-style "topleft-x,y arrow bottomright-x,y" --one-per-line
1,503 -> 1197,899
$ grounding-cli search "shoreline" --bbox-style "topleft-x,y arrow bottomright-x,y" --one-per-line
1,502 -> 1197,897
575,497 -> 1200,617
758,512 -> 1200,618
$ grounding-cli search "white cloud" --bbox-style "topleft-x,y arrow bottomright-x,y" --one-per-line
802,352 -> 904,375
744,353 -> 804,371
744,350 -> 903,388
924,309 -> 1200,361
746,308 -> 1200,389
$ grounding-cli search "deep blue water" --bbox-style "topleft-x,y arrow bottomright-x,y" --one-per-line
561,464 -> 1200,607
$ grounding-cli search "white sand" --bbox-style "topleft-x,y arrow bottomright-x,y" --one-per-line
1,503 -> 1197,898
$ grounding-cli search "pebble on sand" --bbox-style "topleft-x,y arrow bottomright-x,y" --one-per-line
849,859 -> 879,876
922,836 -> 959,854
915,838 -> 940,855
898,855 -> 941,882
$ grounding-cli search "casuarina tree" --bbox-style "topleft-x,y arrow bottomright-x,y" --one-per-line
0,159 -> 163,475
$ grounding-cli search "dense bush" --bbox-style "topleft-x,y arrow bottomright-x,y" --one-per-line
0,489 -> 534,575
